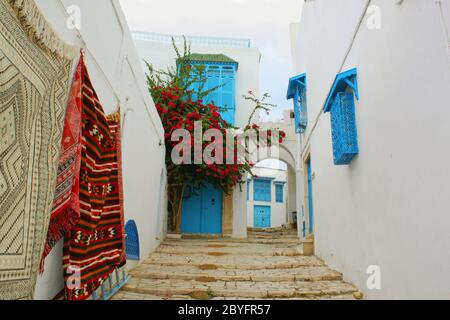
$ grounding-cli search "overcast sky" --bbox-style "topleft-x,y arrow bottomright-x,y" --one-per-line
119,0 -> 303,122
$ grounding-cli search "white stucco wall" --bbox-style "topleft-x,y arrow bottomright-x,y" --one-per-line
247,168 -> 288,228
33,0 -> 166,300
132,36 -> 261,128
291,0 -> 450,299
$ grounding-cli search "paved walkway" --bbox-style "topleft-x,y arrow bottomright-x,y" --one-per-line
112,229 -> 360,300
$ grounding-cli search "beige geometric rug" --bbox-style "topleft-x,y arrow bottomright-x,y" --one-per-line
0,0 -> 76,299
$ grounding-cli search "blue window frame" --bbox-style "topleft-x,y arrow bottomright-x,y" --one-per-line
185,59 -> 238,125
247,180 -> 251,200
324,68 -> 359,165
287,73 -> 307,133
275,183 -> 284,203
253,178 -> 272,202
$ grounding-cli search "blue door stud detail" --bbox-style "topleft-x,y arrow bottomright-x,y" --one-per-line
125,220 -> 140,260
254,205 -> 271,228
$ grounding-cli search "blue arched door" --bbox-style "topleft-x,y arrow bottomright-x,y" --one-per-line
125,220 -> 140,260
181,183 -> 223,234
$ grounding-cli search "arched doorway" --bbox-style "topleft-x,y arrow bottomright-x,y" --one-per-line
246,157 -> 298,233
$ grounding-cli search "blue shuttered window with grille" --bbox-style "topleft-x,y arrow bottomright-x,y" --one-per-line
287,74 -> 307,134
253,178 -> 272,202
324,68 -> 359,165
275,183 -> 284,203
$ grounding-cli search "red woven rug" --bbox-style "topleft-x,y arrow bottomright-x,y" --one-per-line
63,56 -> 125,300
40,57 -> 83,272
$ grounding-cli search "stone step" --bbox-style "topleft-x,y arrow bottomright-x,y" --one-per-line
129,264 -> 343,282
164,238 -> 301,245
112,291 -> 356,300
143,252 -> 325,270
248,235 -> 299,240
121,278 -> 358,299
161,240 -> 301,249
156,243 -> 303,257
247,227 -> 297,233
111,291 -> 355,301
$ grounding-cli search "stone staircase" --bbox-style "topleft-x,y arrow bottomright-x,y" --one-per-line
112,229 -> 361,300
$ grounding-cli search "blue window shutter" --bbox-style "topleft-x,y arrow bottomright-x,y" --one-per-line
275,184 -> 284,203
247,180 -> 250,200
219,66 -> 236,125
330,92 -> 359,165
287,74 -> 307,134
293,89 -> 301,133
299,87 -> 308,131
253,179 -> 271,202
199,64 -> 236,125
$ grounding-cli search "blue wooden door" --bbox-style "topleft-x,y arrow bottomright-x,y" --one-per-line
307,159 -> 314,234
201,185 -> 223,234
181,183 -> 222,234
254,205 -> 271,228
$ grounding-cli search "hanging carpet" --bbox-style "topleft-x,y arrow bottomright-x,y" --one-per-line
0,0 -> 76,299
63,56 -> 125,300
40,57 -> 83,272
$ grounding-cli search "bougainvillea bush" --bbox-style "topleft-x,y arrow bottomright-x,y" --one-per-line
146,40 -> 286,231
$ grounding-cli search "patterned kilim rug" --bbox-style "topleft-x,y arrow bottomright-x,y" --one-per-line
40,58 -> 83,272
0,0 -> 76,299
63,57 -> 125,300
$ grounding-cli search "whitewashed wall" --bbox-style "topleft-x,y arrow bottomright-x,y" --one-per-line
33,0 -> 166,300
247,168 -> 288,228
291,0 -> 450,299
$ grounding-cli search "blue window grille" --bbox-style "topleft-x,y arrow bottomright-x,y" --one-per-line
324,68 -> 359,165
287,73 -> 307,133
253,178 -> 272,202
125,220 -> 140,260
275,183 -> 284,203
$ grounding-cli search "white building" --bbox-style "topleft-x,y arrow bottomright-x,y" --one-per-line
247,166 -> 289,229
32,0 -> 166,300
133,32 -> 261,128
289,0 -> 450,299
133,31 -> 261,239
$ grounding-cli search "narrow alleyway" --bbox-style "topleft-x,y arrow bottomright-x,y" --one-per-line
112,229 -> 360,300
